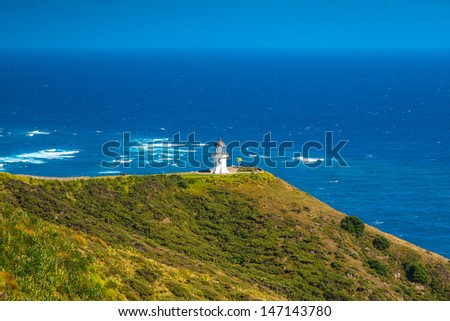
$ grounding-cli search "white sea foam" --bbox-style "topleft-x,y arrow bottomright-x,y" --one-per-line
113,159 -> 133,164
373,220 -> 385,225
151,143 -> 166,148
0,149 -> 80,165
0,157 -> 45,164
18,149 -> 79,160
293,156 -> 324,164
99,171 -> 122,175
26,130 -> 50,136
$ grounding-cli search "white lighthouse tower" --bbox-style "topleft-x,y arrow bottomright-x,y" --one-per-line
211,137 -> 230,174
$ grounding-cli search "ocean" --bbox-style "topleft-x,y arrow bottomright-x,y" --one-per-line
1,49 -> 449,258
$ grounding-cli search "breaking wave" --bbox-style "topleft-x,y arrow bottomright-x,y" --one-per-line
18,149 -> 79,160
26,130 -> 51,137
98,171 -> 122,175
0,149 -> 80,165
293,156 -> 324,164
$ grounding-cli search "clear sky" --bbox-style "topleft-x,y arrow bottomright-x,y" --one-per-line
0,0 -> 449,50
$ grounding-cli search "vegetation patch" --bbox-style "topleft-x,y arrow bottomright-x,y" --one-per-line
340,216 -> 365,237
404,262 -> 429,285
367,259 -> 388,276
1,172 -> 450,300
373,236 -> 390,251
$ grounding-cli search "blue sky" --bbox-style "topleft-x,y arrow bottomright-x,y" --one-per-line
0,0 -> 449,49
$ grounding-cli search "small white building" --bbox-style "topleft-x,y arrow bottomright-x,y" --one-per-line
211,137 -> 230,174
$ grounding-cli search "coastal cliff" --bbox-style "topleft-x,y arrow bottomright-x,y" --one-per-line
1,172 -> 449,300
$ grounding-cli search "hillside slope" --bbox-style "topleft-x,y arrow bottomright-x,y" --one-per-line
1,172 -> 449,300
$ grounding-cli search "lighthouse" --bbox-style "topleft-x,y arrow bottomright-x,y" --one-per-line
211,137 -> 230,174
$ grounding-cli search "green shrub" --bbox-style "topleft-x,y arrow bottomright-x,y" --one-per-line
404,263 -> 428,284
373,236 -> 390,251
340,216 -> 365,237
177,180 -> 189,189
237,167 -> 258,173
367,259 -> 388,276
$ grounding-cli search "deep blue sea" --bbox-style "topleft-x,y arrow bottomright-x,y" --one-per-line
1,50 -> 449,258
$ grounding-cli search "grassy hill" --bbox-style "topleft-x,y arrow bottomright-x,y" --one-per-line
1,172 -> 449,300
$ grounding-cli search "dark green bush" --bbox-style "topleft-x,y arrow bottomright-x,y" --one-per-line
367,259 -> 388,276
373,236 -> 390,251
340,216 -> 365,237
177,180 -> 189,189
404,263 -> 428,284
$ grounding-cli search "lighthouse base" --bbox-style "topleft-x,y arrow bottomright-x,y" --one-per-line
211,158 -> 229,174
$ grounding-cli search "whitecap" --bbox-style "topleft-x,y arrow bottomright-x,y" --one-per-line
113,159 -> 133,164
26,130 -> 50,136
293,156 -> 324,164
330,180 -> 339,183
151,142 -> 169,148
0,156 -> 45,164
98,171 -> 122,175
18,149 -> 79,160
0,149 -> 79,165
373,220 -> 385,225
